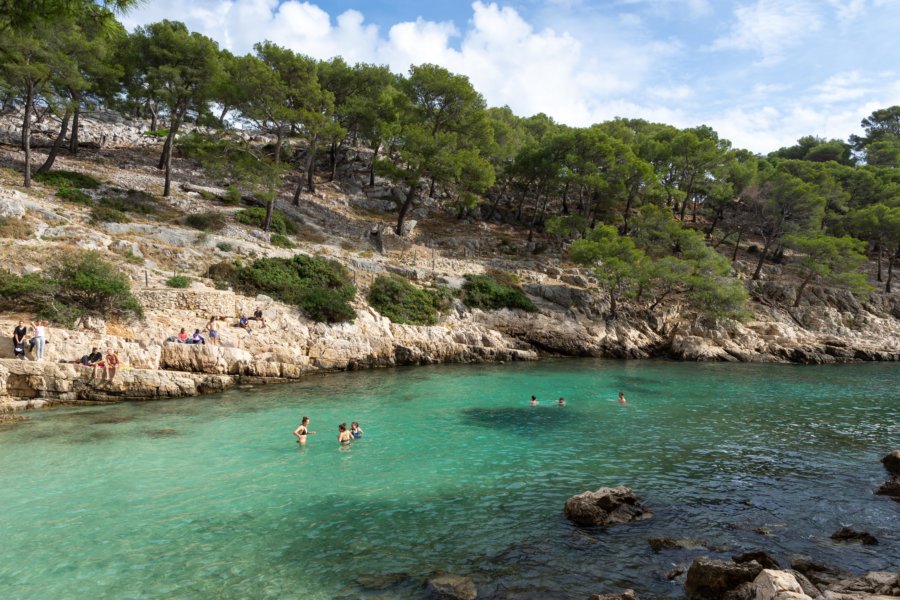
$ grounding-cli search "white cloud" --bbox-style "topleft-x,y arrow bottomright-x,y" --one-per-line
826,0 -> 868,21
814,71 -> 870,103
710,0 -> 823,63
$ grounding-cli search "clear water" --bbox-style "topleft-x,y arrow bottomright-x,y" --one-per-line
1,360 -> 898,599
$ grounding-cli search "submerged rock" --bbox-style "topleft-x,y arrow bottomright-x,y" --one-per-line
564,486 -> 652,527
684,557 -> 763,600
830,527 -> 879,545
874,479 -> 900,500
586,590 -> 639,600
425,572 -> 477,600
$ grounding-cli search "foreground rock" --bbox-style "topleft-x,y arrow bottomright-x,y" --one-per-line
425,572 -> 477,600
753,569 -> 806,600
564,486 -> 652,527
684,557 -> 764,600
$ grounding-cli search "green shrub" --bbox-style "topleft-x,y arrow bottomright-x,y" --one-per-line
143,128 -> 169,138
235,207 -> 299,235
216,241 -> 234,252
210,254 -> 356,323
0,252 -> 143,324
91,205 -> 129,223
56,187 -> 92,205
270,233 -> 295,248
0,217 -> 32,239
223,184 -> 242,206
166,275 -> 191,288
33,170 -> 100,189
194,232 -> 210,246
369,275 -> 450,325
99,192 -> 159,216
461,272 -> 536,312
124,250 -> 144,265
186,211 -> 226,232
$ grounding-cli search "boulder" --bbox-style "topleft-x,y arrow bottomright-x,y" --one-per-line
827,570 -> 900,596
874,479 -> 900,500
564,486 -> 652,527
789,559 -> 852,589
881,450 -> 900,477
425,572 -> 477,600
586,590 -> 639,600
684,557 -> 764,600
733,549 -> 781,570
0,197 -> 25,219
830,527 -> 878,545
752,570 -> 806,600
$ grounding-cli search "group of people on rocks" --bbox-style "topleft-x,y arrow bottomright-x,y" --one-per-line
12,320 -> 49,361
293,416 -> 363,446
168,308 -> 268,346
71,346 -> 121,382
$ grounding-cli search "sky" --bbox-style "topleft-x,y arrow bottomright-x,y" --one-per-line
121,0 -> 900,154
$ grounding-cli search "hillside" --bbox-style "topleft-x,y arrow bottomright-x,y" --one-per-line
0,110 -> 898,418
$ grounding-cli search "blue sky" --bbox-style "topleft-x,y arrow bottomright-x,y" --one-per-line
122,0 -> 900,153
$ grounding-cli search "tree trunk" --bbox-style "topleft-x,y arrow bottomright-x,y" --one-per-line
329,140 -> 337,181
148,100 -> 158,132
218,104 -> 229,127
158,134 -> 170,170
429,176 -> 436,199
263,197 -> 274,232
395,184 -> 417,236
731,229 -> 742,262
306,134 -> 318,193
369,142 -> 379,187
561,181 -> 570,215
876,246 -> 883,282
292,175 -> 304,206
886,247 -> 897,293
751,238 -> 773,280
793,272 -> 815,307
622,193 -> 634,235
38,106 -> 72,174
162,110 -> 184,197
22,81 -> 34,188
68,93 -> 81,155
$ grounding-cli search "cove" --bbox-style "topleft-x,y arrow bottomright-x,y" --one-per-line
0,360 -> 898,599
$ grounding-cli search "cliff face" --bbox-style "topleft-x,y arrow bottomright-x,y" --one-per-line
0,111 -> 898,415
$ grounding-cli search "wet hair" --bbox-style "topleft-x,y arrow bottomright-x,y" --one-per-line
618,391 -> 624,397
338,423 -> 347,432
530,395 -> 536,401
302,416 -> 309,424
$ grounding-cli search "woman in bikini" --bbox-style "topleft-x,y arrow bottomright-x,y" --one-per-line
294,416 -> 315,444
337,423 -> 353,445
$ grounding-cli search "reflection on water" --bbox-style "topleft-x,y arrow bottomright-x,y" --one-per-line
0,360 -> 897,599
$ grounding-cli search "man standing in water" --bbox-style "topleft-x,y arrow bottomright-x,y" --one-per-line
530,395 -> 538,406
294,416 -> 315,444
618,391 -> 627,405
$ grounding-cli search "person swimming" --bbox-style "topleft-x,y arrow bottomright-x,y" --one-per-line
294,416 -> 315,444
530,395 -> 538,406
350,422 -> 363,440
618,391 -> 627,405
557,397 -> 566,407
337,422 -> 353,445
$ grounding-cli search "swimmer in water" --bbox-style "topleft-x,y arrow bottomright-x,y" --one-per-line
337,422 -> 353,444
558,397 -> 566,407
350,422 -> 363,440
294,416 -> 315,444
530,395 -> 538,406
618,391 -> 627,405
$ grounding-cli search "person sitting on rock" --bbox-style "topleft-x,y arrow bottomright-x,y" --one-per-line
177,328 -> 188,343
76,347 -> 102,367
12,320 -> 27,360
191,329 -> 205,345
238,313 -> 252,332
103,348 -> 120,382
251,307 -> 267,328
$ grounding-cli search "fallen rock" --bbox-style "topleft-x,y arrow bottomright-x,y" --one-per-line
586,590 -> 638,600
425,572 -> 477,600
787,570 -> 821,598
733,549 -> 781,570
874,479 -> 900,500
827,570 -> 900,596
753,569 -> 806,600
564,486 -> 652,527
789,559 -> 852,589
830,527 -> 878,545
882,450 -> 900,477
684,557 -> 764,600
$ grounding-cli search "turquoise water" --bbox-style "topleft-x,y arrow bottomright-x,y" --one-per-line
0,360 -> 898,599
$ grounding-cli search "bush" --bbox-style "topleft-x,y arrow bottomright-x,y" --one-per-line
33,170 -> 100,189
186,211 -> 226,232
223,184 -> 242,206
91,206 -> 129,223
0,252 -> 143,324
166,275 -> 191,288
143,128 -> 169,138
99,192 -> 159,216
209,254 -> 356,323
216,241 -> 234,252
270,233 -> 295,248
369,275 -> 450,325
56,187 -> 92,205
461,272 -> 536,312
235,207 -> 299,235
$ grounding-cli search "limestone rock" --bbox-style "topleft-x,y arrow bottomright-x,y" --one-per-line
425,572 -> 477,600
684,557 -> 763,600
752,570 -> 806,600
564,486 -> 652,527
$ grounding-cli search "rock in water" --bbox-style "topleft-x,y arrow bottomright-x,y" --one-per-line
684,557 -> 764,600
875,478 -> 900,500
732,549 -> 781,570
830,527 -> 879,545
564,486 -> 652,527
882,450 -> 900,476
586,590 -> 639,600
425,572 -> 477,600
